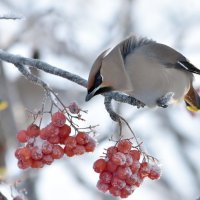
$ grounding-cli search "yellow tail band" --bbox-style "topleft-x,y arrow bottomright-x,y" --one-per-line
186,105 -> 200,112
0,101 -> 8,111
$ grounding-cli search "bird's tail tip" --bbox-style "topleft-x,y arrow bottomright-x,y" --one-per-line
186,104 -> 200,112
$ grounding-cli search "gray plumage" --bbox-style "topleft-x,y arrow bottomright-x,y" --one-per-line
86,35 -> 200,110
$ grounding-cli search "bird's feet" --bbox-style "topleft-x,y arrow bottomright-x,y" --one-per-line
157,92 -> 174,108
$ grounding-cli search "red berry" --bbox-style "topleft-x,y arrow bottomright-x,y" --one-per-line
42,154 -> 54,165
16,130 -> 29,143
31,160 -> 44,168
148,164 -> 161,180
96,180 -> 109,193
126,173 -> 139,185
111,152 -> 126,166
120,185 -> 134,198
40,128 -> 49,140
65,136 -> 77,149
93,159 -> 107,173
17,159 -> 32,169
130,149 -> 141,161
51,112 -> 66,127
27,124 -> 40,137
109,186 -> 121,197
139,162 -> 150,178
15,147 -> 31,161
111,176 -> 126,189
59,124 -> 71,139
59,136 -> 67,145
64,146 -> 75,157
84,138 -> 96,152
75,132 -> 89,145
31,146 -> 43,160
45,123 -> 60,138
116,166 -> 132,180
106,146 -> 118,159
52,145 -> 64,159
73,145 -> 85,155
42,141 -> 53,155
68,102 -> 80,114
117,140 -> 132,153
106,160 -> 118,173
130,160 -> 140,174
99,171 -> 112,184
48,135 -> 60,144
127,174 -> 143,187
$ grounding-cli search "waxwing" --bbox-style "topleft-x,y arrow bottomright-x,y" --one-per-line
86,35 -> 200,111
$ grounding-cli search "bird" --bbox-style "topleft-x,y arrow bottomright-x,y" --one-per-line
85,35 -> 200,112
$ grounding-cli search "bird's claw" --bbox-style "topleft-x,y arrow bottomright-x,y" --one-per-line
157,92 -> 174,108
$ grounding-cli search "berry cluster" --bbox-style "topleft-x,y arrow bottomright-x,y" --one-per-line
93,139 -> 161,198
15,111 -> 96,169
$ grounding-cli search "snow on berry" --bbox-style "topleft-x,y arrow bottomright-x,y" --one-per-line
51,112 -> 66,127
93,141 -> 162,198
84,137 -> 96,152
65,136 -> 77,149
76,132 -> 89,145
68,102 -> 80,114
111,152 -> 126,166
148,164 -> 162,180
42,141 -> 53,155
99,171 -> 112,184
15,104 -> 97,170
106,146 -> 118,159
52,145 -> 64,159
96,180 -> 109,193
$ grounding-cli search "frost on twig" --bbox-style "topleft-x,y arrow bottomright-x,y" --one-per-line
0,14 -> 24,20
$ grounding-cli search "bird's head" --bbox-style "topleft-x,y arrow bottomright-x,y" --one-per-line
85,50 -> 113,101
85,46 -> 133,102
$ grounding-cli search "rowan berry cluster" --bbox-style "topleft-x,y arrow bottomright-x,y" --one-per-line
93,139 -> 161,198
15,111 -> 96,169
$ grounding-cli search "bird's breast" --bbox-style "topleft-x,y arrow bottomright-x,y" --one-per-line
124,52 -> 192,107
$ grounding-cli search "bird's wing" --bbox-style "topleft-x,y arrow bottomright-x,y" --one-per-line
176,60 -> 200,75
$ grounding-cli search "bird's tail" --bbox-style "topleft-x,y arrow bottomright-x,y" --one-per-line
184,86 -> 200,112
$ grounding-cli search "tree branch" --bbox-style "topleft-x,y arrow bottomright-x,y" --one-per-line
0,14 -> 23,20
0,49 -> 145,121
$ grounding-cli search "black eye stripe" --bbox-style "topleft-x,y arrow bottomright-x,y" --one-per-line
88,70 -> 102,93
94,86 -> 112,96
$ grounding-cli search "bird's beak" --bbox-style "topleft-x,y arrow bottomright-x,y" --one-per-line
85,86 -> 100,102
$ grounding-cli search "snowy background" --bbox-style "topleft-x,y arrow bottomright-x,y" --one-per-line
0,0 -> 200,200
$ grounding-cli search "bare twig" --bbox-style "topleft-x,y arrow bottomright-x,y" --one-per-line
0,14 -> 23,20
104,95 -> 142,149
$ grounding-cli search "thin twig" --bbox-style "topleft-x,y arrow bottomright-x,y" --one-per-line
104,94 -> 142,150
0,14 -> 23,20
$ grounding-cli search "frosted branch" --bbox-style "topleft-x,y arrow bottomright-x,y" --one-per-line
0,14 -> 23,20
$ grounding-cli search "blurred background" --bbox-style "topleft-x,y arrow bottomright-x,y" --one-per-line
0,0 -> 200,199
